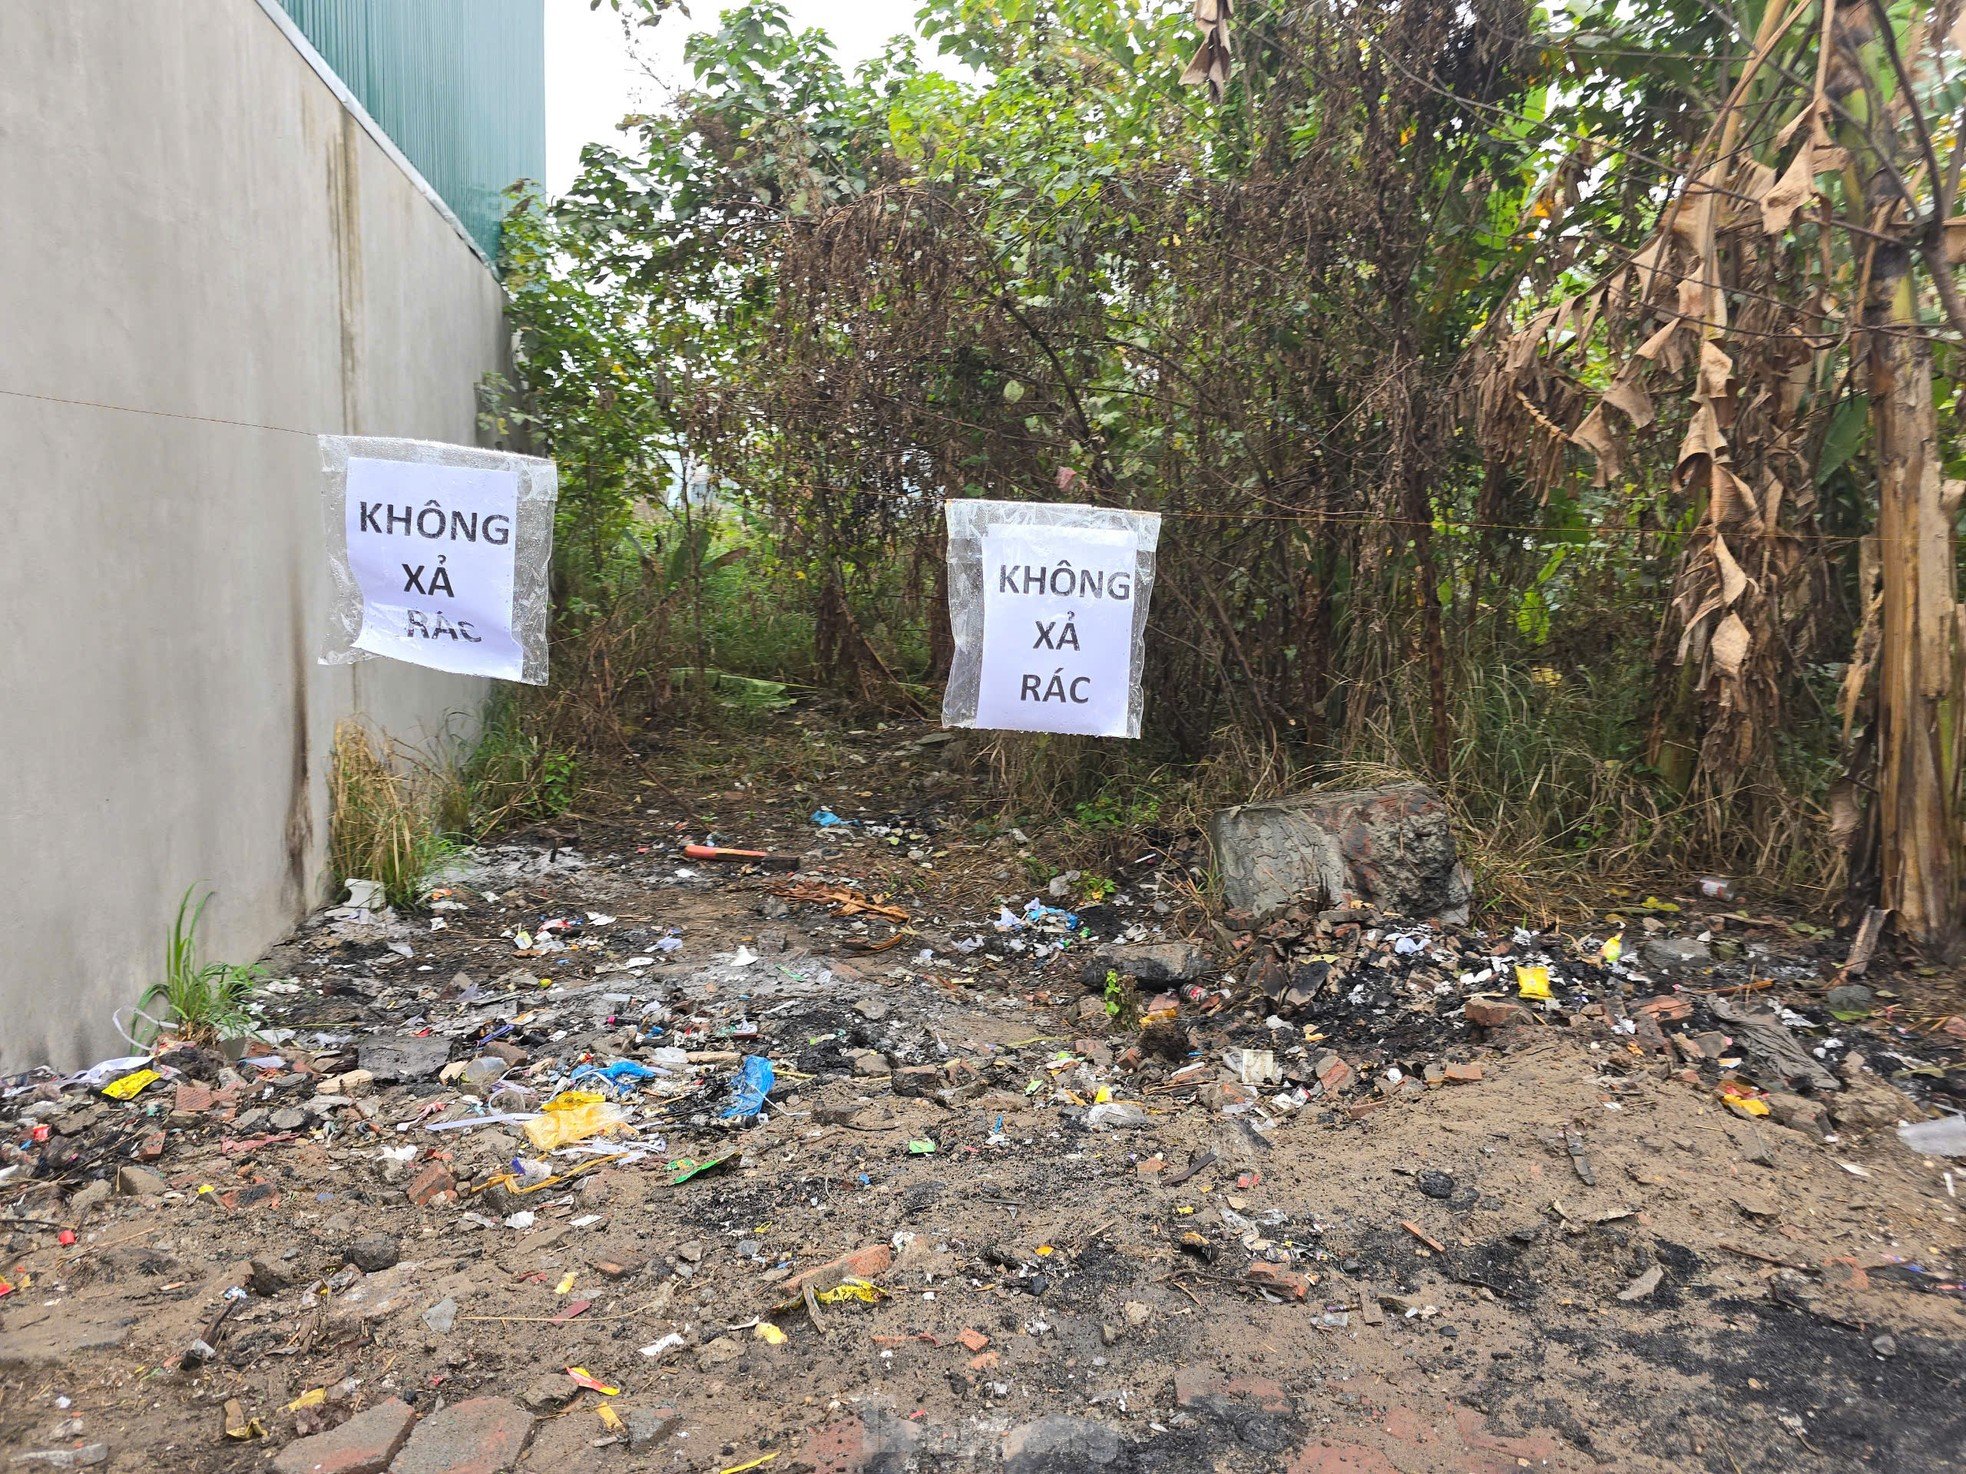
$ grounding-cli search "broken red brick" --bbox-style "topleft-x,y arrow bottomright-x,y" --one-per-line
796,1414 -> 921,1474
1345,1098 -> 1391,1120
786,1243 -> 893,1296
1441,1063 -> 1483,1084
968,1351 -> 1000,1372
1316,1056 -> 1356,1093
1635,994 -> 1694,1022
271,1396 -> 416,1474
1464,998 -> 1530,1029
136,1129 -> 166,1160
1244,1262 -> 1311,1301
1401,1219 -> 1447,1254
405,1162 -> 456,1207
389,1396 -> 531,1474
217,1181 -> 280,1212
958,1328 -> 990,1352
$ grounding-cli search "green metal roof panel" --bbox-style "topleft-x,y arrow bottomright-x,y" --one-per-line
274,0 -> 544,259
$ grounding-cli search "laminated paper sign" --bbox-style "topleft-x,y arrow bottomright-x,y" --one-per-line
943,500 -> 1161,738
318,437 -> 557,684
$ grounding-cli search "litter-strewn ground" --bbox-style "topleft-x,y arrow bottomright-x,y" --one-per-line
4,716 -> 1963,1474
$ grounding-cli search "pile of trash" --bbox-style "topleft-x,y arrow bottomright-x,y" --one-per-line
3,757 -> 1964,1472
1165,890 -> 1966,1140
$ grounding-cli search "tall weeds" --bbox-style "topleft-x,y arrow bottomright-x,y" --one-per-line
327,722 -> 453,909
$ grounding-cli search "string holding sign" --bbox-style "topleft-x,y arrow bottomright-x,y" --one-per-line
942,500 -> 1161,738
318,436 -> 558,684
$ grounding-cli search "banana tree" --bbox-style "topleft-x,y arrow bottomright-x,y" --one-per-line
1478,0 -> 1965,948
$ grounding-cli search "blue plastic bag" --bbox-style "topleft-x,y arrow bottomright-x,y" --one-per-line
569,1059 -> 661,1097
720,1055 -> 775,1121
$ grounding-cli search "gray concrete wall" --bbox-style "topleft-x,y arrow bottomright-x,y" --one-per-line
0,0 -> 510,1071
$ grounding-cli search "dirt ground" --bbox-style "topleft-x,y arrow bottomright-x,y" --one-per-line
3,712 -> 1963,1474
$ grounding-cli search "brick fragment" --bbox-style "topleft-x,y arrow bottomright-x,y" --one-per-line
785,1244 -> 892,1296
1464,999 -> 1530,1029
388,1396 -> 531,1474
405,1162 -> 455,1207
273,1398 -> 416,1474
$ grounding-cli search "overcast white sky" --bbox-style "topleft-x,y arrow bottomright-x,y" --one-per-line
545,0 -> 930,194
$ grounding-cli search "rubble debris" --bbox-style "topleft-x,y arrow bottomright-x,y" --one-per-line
354,1033 -> 451,1083
389,1398 -> 532,1474
1616,1265 -> 1665,1302
271,1397 -> 418,1474
1710,996 -> 1841,1094
3,726 -> 1962,1474
1081,941 -> 1209,986
1642,936 -> 1712,973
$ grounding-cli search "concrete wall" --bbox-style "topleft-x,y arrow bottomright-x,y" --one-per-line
0,0 -> 510,1071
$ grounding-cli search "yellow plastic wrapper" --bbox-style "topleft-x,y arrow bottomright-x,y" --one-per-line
753,1322 -> 788,1344
596,1405 -> 625,1433
1720,1086 -> 1770,1118
814,1277 -> 883,1305
524,1095 -> 628,1152
102,1068 -> 162,1100
1515,965 -> 1552,1001
1600,934 -> 1623,966
223,1399 -> 265,1440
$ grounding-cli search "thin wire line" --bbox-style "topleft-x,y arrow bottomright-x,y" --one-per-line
1141,506 -> 1860,544
0,389 -> 1866,545
0,385 -> 319,438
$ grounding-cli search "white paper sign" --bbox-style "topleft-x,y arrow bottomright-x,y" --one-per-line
974,524 -> 1141,736
344,456 -> 525,680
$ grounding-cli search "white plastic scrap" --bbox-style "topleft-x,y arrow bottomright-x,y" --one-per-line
343,878 -> 387,911
1897,1115 -> 1966,1157
62,1056 -> 152,1090
425,1112 -> 540,1132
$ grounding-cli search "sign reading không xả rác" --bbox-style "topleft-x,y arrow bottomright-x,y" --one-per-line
943,501 -> 1160,738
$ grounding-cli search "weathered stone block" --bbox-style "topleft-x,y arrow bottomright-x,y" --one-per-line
1210,783 -> 1471,921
